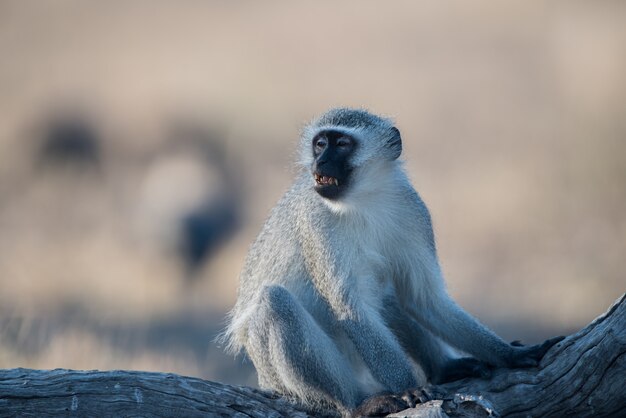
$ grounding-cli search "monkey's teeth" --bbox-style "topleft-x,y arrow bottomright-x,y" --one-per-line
314,174 -> 338,186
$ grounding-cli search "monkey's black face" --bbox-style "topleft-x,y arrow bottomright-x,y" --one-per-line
311,130 -> 355,200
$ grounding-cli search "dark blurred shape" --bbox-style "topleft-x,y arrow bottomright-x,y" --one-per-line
165,121 -> 242,277
37,114 -> 100,171
182,202 -> 239,273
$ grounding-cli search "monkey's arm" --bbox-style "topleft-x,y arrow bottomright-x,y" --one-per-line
407,194 -> 562,367
410,294 -> 562,368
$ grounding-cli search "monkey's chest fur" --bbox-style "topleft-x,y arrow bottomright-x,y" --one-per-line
289,192 -> 434,332
301,219 -> 397,313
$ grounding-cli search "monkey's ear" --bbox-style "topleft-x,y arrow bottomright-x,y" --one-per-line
388,127 -> 402,160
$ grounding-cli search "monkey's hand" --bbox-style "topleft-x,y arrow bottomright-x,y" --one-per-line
352,386 -> 443,417
505,335 -> 565,368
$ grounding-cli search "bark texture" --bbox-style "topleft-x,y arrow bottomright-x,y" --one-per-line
1,294 -> 624,418
0,369 -> 314,418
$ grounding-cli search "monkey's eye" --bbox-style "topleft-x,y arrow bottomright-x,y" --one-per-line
314,137 -> 327,150
336,137 -> 352,148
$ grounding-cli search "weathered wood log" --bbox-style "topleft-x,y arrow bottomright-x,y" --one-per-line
0,294 -> 624,418
0,368 -> 315,417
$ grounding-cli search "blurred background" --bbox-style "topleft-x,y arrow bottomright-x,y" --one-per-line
0,1 -> 625,387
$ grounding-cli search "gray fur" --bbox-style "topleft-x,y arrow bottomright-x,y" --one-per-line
222,108 -> 560,415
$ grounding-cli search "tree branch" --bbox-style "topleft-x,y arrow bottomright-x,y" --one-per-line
1,294 -> 623,418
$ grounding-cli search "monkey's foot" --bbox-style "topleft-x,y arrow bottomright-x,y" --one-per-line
353,387 -> 441,417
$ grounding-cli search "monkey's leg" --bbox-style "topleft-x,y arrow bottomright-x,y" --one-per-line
247,285 -> 360,411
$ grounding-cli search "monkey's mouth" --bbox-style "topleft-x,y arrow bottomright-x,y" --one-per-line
313,171 -> 348,200
314,173 -> 339,186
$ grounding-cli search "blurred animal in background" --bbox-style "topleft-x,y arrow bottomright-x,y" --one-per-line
36,113 -> 101,171
31,108 -> 241,281
223,108 -> 563,416
136,121 -> 241,278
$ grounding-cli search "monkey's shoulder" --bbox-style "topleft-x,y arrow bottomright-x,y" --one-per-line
239,182 -> 315,279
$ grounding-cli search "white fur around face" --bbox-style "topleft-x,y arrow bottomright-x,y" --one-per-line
320,159 -> 404,214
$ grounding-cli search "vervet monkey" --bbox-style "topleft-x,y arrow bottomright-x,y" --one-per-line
223,108 -> 563,416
